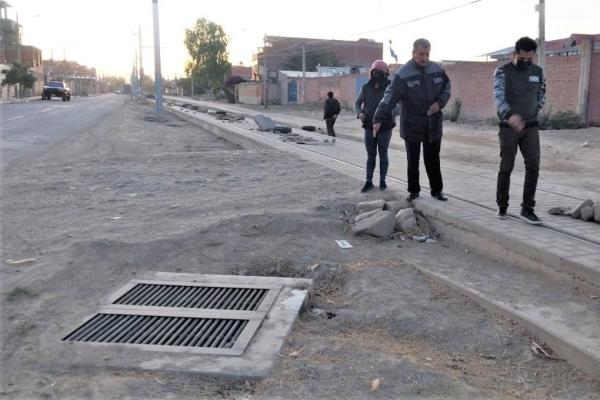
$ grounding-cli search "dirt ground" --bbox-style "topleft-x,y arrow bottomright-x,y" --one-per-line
230,101 -> 600,193
1,102 -> 599,399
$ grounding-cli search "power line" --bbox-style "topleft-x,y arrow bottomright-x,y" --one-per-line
356,0 -> 484,36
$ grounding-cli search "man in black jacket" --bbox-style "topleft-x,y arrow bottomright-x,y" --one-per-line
493,36 -> 546,224
323,91 -> 341,136
373,38 -> 451,202
355,60 -> 395,192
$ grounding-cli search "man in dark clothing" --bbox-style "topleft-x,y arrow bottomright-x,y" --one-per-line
323,91 -> 341,136
493,36 -> 546,224
355,60 -> 395,192
373,38 -> 451,202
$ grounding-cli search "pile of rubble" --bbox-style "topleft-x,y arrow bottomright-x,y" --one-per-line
548,199 -> 600,223
350,198 -> 425,239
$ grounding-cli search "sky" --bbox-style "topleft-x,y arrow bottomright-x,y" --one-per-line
12,0 -> 600,80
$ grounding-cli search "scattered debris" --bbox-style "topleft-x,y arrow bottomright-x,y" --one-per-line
6,258 -> 36,265
531,340 -> 563,361
590,295 -> 599,300
306,264 -> 320,272
335,240 -> 353,249
110,216 -> 123,220
301,126 -> 316,131
580,140 -> 589,148
311,308 -> 325,317
370,378 -> 381,391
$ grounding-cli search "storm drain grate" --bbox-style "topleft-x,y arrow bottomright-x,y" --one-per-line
63,278 -> 282,355
64,314 -> 248,348
114,284 -> 268,311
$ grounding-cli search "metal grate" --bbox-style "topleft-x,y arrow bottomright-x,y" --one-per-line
64,314 -> 248,348
114,284 -> 268,311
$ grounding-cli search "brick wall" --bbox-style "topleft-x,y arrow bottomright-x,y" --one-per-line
587,53 -> 600,125
544,55 -> 581,113
443,61 -> 500,120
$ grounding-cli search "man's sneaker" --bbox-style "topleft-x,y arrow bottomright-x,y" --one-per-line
520,208 -> 542,225
361,181 -> 374,193
407,192 -> 420,201
431,192 -> 448,201
379,180 -> 387,191
496,207 -> 508,220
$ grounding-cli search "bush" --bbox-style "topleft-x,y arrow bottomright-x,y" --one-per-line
450,98 -> 462,122
545,110 -> 586,130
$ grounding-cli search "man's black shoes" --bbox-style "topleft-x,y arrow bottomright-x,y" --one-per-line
520,208 -> 542,225
361,181 -> 374,193
431,192 -> 448,201
379,180 -> 387,191
496,207 -> 508,219
407,192 -> 420,201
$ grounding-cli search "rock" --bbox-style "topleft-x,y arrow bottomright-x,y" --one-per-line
354,209 -> 381,223
395,209 -> 422,235
356,199 -> 386,214
594,204 -> 600,223
581,206 -> 595,221
547,206 -> 570,215
570,199 -> 594,219
384,199 -> 411,214
352,210 -> 396,238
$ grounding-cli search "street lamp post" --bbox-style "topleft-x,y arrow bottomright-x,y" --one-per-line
152,0 -> 164,120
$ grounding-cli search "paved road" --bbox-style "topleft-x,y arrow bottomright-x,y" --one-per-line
0,94 -> 125,167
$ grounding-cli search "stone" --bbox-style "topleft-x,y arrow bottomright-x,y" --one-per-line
356,199 -> 386,214
581,206 -> 595,221
593,203 -> 600,223
384,199 -> 411,214
547,206 -> 570,216
352,210 -> 396,238
252,114 -> 276,131
354,209 -> 381,223
570,199 -> 594,219
396,208 -> 422,236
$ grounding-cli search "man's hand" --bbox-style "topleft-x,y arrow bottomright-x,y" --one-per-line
373,122 -> 381,135
507,114 -> 525,132
358,112 -> 365,121
427,102 -> 440,116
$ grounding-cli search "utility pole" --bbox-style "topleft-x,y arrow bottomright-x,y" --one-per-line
536,0 -> 545,70
301,43 -> 306,104
138,25 -> 144,102
15,12 -> 21,64
191,76 -> 194,97
262,35 -> 268,109
152,0 -> 164,120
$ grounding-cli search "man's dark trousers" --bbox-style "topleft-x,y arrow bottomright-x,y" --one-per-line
325,117 -> 336,136
496,125 -> 540,209
405,138 -> 443,195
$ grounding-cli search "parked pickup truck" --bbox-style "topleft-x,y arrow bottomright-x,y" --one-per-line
42,80 -> 71,101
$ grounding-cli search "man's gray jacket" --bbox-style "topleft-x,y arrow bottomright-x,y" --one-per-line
373,59 -> 451,142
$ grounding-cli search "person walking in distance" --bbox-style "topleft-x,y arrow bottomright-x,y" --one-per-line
355,60 -> 395,192
323,91 -> 341,137
494,36 -> 546,224
373,38 -> 451,202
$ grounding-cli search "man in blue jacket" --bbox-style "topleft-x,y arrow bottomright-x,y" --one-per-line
493,37 -> 546,225
373,38 -> 451,202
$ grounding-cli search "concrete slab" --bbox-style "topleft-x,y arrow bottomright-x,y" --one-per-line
55,272 -> 312,378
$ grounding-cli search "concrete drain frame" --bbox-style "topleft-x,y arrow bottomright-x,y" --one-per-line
58,272 -> 312,378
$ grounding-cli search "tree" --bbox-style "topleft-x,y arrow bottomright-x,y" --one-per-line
1,62 -> 36,98
102,76 -> 126,92
283,49 -> 341,71
184,18 -> 231,92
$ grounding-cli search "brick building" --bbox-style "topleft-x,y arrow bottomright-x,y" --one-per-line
253,36 -> 382,81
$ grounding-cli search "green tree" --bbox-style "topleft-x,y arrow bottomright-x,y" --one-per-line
184,18 -> 231,92
103,75 -> 126,92
283,49 -> 341,71
1,62 -> 36,98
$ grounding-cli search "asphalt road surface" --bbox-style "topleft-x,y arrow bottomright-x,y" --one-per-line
0,94 -> 125,167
